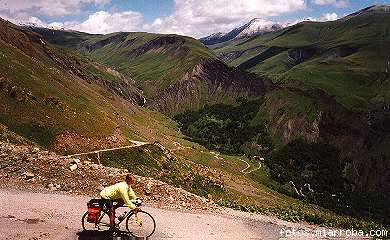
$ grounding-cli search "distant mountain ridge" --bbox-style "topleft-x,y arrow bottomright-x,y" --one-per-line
200,18 -> 282,45
28,27 -> 272,116
209,4 -> 390,195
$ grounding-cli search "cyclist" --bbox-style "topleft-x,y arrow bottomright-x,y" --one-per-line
100,174 -> 138,230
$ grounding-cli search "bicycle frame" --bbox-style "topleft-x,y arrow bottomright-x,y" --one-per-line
95,207 -> 135,229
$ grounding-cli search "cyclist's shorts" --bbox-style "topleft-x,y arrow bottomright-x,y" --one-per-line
100,198 -> 113,209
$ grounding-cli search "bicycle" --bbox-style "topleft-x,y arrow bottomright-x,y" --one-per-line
81,198 -> 156,238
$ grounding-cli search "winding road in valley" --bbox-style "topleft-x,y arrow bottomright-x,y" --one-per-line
239,158 -> 262,174
0,189 -> 368,240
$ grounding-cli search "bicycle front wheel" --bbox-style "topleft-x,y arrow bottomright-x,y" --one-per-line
125,210 -> 156,238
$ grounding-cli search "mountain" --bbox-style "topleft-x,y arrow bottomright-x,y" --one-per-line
200,18 -> 283,45
30,27 -> 273,115
0,18 -> 276,215
2,7 -> 390,229
21,6 -> 390,196
208,5 -> 390,195
0,18 -> 150,153
0,18 -> 274,152
213,4 -> 390,110
1,17 -> 345,231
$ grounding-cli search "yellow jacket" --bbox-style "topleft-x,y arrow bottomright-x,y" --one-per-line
100,182 -> 137,210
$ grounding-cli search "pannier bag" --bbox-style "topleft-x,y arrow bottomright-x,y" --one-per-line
87,199 -> 101,223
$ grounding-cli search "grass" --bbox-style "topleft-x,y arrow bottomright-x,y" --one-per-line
283,57 -> 389,111
0,20 -> 197,154
0,112 -> 56,147
248,50 -> 291,74
209,11 -> 390,112
78,134 -> 388,233
215,198 -> 387,233
37,30 -> 215,98
0,41 -> 118,137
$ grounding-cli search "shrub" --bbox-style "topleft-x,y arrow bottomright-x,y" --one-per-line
174,98 -> 273,155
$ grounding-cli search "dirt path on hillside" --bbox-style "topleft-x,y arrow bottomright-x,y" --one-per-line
0,189 -> 369,240
62,140 -> 149,158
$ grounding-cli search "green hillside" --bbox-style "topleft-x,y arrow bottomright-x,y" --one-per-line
204,6 -> 390,222
0,19 -> 175,153
211,6 -> 390,111
32,28 -> 215,97
31,27 -> 273,116
0,18 -> 293,219
209,7 -> 390,159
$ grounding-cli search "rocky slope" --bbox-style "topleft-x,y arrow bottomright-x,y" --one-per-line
147,59 -> 274,115
0,140 -> 220,211
262,88 -> 390,194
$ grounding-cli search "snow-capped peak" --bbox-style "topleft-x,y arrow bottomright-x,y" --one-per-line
200,18 -> 283,45
203,32 -> 226,40
235,18 -> 282,38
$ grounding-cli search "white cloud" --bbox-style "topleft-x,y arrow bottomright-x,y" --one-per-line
72,11 -> 143,34
284,17 -> 316,26
322,12 -> 338,21
144,0 -> 306,37
312,0 -> 349,8
284,12 -> 338,26
334,0 -> 349,8
313,0 -> 335,5
1,10 -> 143,34
0,0 -> 111,17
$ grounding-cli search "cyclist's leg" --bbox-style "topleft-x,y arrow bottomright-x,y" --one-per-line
101,198 -> 115,227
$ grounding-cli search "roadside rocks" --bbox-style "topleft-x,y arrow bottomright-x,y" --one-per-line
90,164 -> 100,170
72,158 -> 81,164
69,164 -> 78,171
47,183 -> 61,191
23,172 -> 35,180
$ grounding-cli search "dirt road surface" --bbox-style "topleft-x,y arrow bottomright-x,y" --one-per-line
0,189 -> 368,240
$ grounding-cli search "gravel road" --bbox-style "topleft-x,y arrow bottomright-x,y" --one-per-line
0,189 -> 368,240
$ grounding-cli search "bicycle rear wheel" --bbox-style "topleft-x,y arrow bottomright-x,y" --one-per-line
125,210 -> 156,238
81,211 -> 111,231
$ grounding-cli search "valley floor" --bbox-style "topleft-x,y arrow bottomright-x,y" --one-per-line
0,188 -> 369,240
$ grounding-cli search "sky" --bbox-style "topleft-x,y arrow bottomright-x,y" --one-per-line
0,0 -> 389,38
